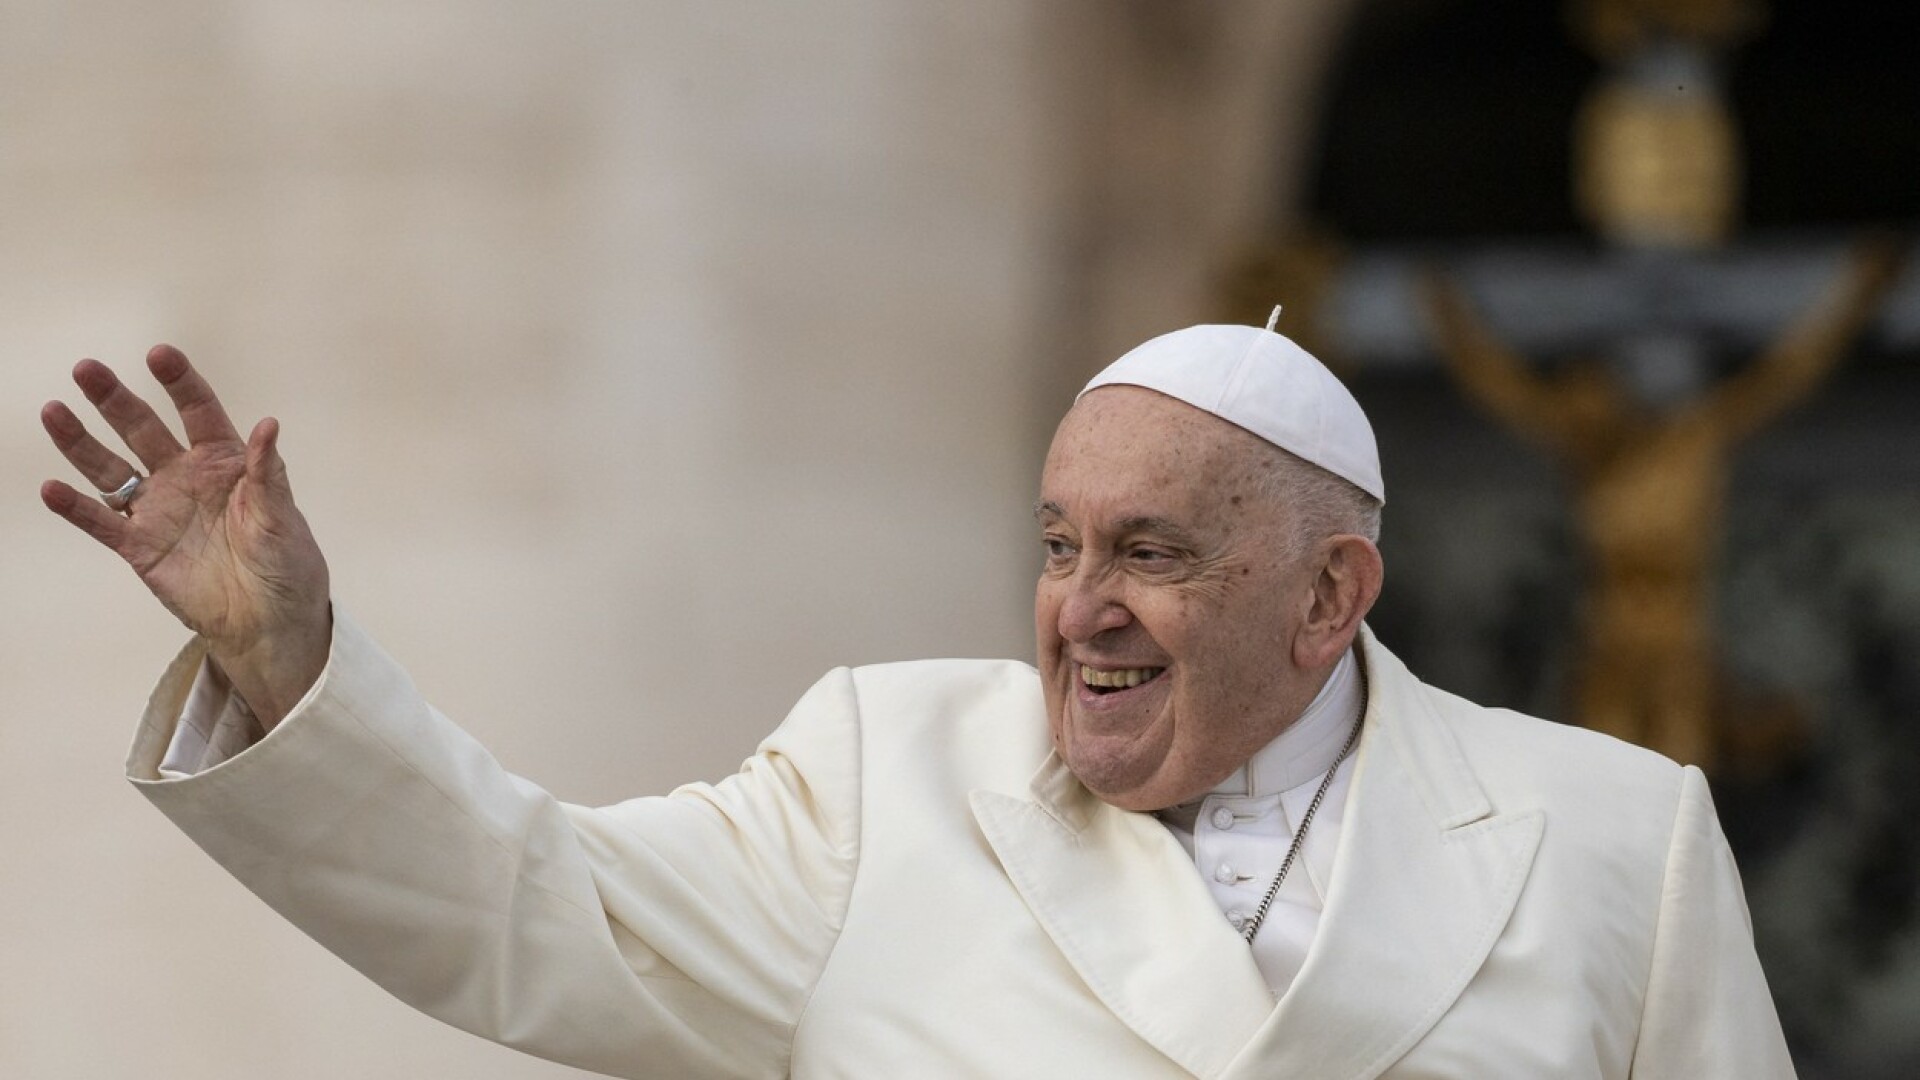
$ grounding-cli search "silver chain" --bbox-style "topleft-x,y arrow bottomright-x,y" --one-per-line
1239,676 -> 1367,945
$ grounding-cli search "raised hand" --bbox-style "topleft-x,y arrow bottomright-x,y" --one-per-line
41,345 -> 331,727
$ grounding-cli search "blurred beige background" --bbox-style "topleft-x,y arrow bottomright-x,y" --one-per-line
1,3 -> 1338,1076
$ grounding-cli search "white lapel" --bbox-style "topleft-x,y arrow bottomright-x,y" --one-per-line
971,755 -> 1276,1078
1220,630 -> 1544,1080
971,630 -> 1541,1079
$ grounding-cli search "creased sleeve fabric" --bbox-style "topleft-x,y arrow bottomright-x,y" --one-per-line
126,609 -> 862,1080
1629,765 -> 1795,1079
153,658 -> 269,778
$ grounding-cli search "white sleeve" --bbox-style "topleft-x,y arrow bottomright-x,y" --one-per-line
125,608 -> 863,1079
1629,766 -> 1797,1078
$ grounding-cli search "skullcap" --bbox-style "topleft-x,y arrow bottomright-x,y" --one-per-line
1079,324 -> 1384,503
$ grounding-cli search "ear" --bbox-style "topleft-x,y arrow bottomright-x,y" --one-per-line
1292,535 -> 1384,669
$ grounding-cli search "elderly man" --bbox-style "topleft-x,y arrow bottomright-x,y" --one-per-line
43,323 -> 1793,1078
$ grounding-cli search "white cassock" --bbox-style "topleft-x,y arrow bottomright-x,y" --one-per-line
164,636 -> 1362,999
131,612 -> 1795,1078
164,639 -> 1361,1004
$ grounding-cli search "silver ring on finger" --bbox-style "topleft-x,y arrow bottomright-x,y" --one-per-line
101,474 -> 144,513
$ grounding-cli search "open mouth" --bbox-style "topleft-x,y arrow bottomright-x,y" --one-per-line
1080,665 -> 1167,695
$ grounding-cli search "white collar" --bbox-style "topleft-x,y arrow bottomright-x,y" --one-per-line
1206,647 -> 1362,798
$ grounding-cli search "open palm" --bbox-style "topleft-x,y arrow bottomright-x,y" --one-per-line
42,345 -> 331,724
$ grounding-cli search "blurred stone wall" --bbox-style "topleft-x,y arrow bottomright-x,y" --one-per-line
1,4 -> 1049,1077
0,2 -> 1341,1077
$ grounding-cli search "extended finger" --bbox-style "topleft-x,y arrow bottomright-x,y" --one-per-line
73,358 -> 184,471
149,344 -> 241,447
39,478 -> 131,551
41,400 -> 142,493
244,416 -> 296,509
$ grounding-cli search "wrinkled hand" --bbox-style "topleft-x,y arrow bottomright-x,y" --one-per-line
41,345 -> 330,727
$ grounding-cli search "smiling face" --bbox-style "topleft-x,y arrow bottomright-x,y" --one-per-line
1035,387 -> 1341,812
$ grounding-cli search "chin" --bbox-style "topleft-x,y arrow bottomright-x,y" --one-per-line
1061,752 -> 1166,811
1090,787 -> 1173,813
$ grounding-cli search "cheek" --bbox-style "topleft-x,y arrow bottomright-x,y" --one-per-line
1173,598 -> 1286,693
1141,592 -> 1212,659
1038,666 -> 1065,713
1033,574 -> 1061,622
1033,585 -> 1063,658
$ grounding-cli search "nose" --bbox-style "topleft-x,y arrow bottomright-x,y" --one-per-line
1054,565 -> 1132,644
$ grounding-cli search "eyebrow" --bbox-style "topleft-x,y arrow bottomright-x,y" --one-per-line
1114,515 -> 1199,545
1032,502 -> 1199,545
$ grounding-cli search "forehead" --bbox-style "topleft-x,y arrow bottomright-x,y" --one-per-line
1040,387 -> 1273,523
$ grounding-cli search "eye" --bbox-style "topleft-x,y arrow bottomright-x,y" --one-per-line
1042,535 -> 1076,560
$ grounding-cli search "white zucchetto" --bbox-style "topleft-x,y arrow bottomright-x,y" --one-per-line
1079,324 -> 1385,504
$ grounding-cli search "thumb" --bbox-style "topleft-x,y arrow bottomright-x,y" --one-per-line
245,416 -> 295,506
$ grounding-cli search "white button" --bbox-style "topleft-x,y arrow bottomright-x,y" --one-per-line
1210,806 -> 1236,830
1213,863 -> 1237,884
1227,910 -> 1249,930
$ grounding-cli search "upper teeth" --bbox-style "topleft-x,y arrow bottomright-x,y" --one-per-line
1081,666 -> 1163,689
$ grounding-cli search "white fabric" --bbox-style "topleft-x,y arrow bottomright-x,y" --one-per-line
157,661 -> 266,779
1157,647 -> 1363,993
126,612 -> 1795,1078
155,644 -> 1368,999
1080,324 -> 1385,502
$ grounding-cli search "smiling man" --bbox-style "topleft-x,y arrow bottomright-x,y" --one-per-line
47,322 -> 1794,1077
1035,382 -> 1379,815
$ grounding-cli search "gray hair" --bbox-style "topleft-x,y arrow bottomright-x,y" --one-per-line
1253,445 -> 1383,561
